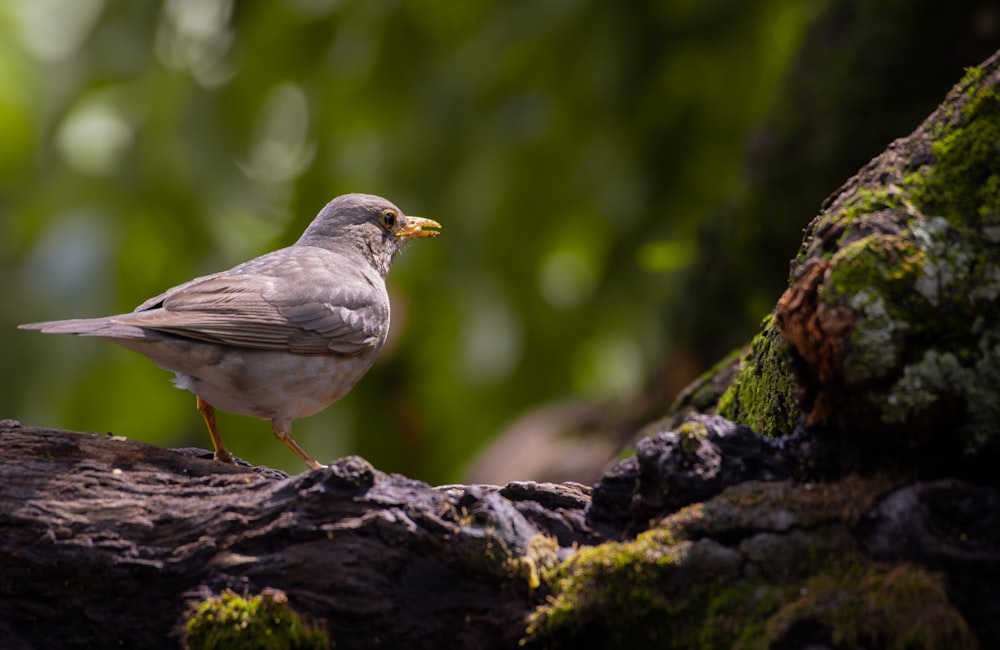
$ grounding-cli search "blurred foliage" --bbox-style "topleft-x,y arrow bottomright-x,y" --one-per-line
1,0 -> 995,482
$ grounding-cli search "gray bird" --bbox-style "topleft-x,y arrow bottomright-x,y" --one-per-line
20,193 -> 440,470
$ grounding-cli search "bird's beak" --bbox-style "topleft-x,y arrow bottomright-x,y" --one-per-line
396,216 -> 442,240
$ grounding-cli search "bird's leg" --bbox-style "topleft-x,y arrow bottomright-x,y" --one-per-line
271,418 -> 325,470
196,396 -> 236,464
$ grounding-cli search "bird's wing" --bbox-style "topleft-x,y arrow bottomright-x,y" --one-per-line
115,269 -> 388,356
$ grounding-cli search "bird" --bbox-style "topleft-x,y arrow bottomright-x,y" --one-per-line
20,193 -> 440,470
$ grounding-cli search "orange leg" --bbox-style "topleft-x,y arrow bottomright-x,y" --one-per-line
271,418 -> 324,470
196,396 -> 236,464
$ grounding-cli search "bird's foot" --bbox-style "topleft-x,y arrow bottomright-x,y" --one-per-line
213,448 -> 237,464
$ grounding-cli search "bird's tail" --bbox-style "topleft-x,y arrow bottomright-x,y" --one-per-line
19,317 -> 152,340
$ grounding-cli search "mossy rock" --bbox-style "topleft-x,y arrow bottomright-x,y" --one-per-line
715,314 -> 799,438
525,477 -> 976,649
712,54 -> 1000,478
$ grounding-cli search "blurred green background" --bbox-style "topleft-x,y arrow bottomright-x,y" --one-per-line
1,0 -> 995,482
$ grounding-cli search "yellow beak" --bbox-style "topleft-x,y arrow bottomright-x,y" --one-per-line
396,216 -> 442,240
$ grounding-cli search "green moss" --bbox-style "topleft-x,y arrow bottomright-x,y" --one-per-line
962,65 -> 984,85
526,478 -> 951,649
716,315 -> 800,437
699,581 -> 788,648
781,76 -> 1000,450
839,187 -> 905,226
665,475 -> 893,538
796,188 -> 906,266
505,533 -> 561,591
527,527 -> 741,648
819,233 -> 927,384
821,235 -> 924,305
453,513 -> 563,594
810,175 -> 1000,450
675,419 -> 710,452
765,563 -> 975,649
182,589 -> 330,650
912,78 -> 1000,227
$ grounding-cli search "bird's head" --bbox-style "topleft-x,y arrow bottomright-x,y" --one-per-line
296,193 -> 441,276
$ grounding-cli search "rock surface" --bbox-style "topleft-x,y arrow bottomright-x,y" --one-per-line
716,52 -> 1000,484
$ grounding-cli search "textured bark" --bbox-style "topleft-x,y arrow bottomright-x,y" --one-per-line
0,420 -> 591,649
4,417 -> 1000,649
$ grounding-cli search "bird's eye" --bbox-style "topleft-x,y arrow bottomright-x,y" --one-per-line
381,209 -> 397,230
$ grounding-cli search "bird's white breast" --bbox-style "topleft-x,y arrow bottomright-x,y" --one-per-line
114,335 -> 384,422
171,345 -> 382,420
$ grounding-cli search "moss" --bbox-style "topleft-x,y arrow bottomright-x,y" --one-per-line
715,54 -> 1000,469
765,563 -> 976,649
526,477 -> 951,649
750,62 -> 1000,467
527,529 -> 741,648
527,528 -> 972,649
784,75 -> 1000,459
664,475 -> 894,538
821,235 -> 924,305
813,205 -> 1000,443
818,233 -> 927,385
453,507 -> 563,594
716,315 -> 800,438
795,187 -> 907,266
675,418 -> 710,452
505,533 -> 561,591
962,65 -> 984,85
911,76 -> 1000,227
699,581 -> 788,648
182,589 -> 330,650
813,113 -> 1000,447
839,188 -> 905,229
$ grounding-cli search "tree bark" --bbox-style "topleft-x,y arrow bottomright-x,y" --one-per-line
0,420 -> 596,649
4,414 -> 1000,649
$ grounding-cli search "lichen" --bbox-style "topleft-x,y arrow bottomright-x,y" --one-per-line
716,315 -> 800,438
813,72 -> 1000,451
818,232 -> 926,385
885,339 -> 1000,454
182,588 -> 330,650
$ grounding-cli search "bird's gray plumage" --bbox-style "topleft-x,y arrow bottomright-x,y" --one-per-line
113,249 -> 389,355
23,194 -> 419,354
19,193 -> 440,469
